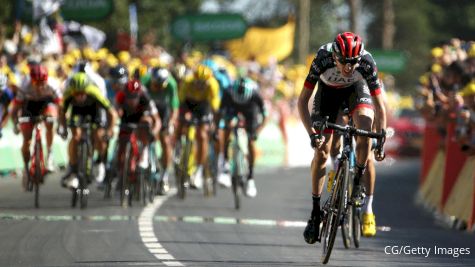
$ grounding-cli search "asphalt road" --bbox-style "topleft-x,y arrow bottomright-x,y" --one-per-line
0,159 -> 474,267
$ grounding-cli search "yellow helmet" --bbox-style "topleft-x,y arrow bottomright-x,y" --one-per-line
118,51 -> 131,64
195,65 -> 213,81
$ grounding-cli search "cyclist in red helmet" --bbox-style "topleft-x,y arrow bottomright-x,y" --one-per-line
115,79 -> 161,184
298,32 -> 387,243
10,64 -> 62,189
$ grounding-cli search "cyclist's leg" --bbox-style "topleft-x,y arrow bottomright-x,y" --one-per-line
304,82 -> 342,244
244,109 -> 259,180
93,108 -> 108,163
43,102 -> 57,170
349,81 -> 375,188
196,121 -> 210,175
19,116 -> 33,189
64,109 -> 85,180
158,105 -> 171,171
244,108 -> 259,197
61,122 -> 81,187
362,151 -> 377,237
94,123 -> 108,184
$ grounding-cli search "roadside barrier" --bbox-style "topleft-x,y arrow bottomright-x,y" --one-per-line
419,122 -> 475,231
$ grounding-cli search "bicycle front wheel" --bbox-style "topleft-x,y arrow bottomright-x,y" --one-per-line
352,205 -> 362,248
340,160 -> 352,249
34,141 -> 42,209
321,162 -> 348,264
121,143 -> 131,207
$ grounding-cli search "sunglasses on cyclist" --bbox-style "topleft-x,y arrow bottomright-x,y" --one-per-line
335,55 -> 360,65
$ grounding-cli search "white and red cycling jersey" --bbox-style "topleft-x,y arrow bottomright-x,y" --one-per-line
13,77 -> 62,105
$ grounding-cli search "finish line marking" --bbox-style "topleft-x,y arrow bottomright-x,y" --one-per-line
0,212 -> 391,232
138,188 -> 184,267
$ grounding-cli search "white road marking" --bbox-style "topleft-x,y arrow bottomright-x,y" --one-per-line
138,188 -> 183,266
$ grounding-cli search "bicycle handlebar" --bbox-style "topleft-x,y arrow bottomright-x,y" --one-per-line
313,116 -> 386,140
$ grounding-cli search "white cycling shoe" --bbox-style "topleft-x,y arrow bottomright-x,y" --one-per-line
95,163 -> 106,184
218,172 -> 232,188
245,179 -> 257,198
191,166 -> 203,189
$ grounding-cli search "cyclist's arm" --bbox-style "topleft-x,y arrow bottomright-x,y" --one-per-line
208,78 -> 220,113
10,90 -> 24,125
106,107 -> 118,137
361,53 -> 387,133
215,89 -> 231,127
168,77 -> 180,123
59,91 -> 73,129
372,93 -> 387,133
298,83 -> 317,136
298,48 -> 329,136
254,91 -> 269,130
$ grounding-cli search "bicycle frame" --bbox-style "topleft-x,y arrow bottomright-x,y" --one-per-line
74,117 -> 95,208
175,117 -> 197,199
120,123 -> 144,207
19,116 -> 52,208
313,116 -> 385,264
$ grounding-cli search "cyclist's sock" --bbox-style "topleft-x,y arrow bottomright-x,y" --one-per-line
218,153 -> 224,168
99,153 -> 107,163
311,194 -> 321,219
354,162 -> 367,186
247,166 -> 254,180
364,195 -> 373,214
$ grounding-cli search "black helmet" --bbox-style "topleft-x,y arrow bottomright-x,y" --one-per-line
109,64 -> 128,85
151,67 -> 170,87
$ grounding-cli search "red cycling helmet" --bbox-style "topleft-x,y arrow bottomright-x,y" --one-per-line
30,65 -> 48,83
124,79 -> 142,98
332,32 -> 364,64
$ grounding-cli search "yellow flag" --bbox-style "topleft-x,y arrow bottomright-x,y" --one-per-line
226,20 -> 295,65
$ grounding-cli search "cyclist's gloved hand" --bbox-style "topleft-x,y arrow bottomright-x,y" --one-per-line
375,129 -> 386,161
310,133 -> 324,149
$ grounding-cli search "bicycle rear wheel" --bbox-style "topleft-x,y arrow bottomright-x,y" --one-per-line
321,163 -> 347,264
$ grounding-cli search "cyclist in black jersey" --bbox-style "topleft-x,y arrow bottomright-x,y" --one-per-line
297,32 -> 387,244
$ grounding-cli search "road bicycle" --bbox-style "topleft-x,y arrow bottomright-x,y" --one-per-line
313,116 -> 385,264
68,116 -> 96,209
18,116 -> 53,208
229,117 -> 248,210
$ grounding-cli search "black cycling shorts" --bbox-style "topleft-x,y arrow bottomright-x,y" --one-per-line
155,102 -> 171,131
21,98 -> 56,117
224,106 -> 260,141
311,80 -> 373,124
68,106 -> 107,128
179,100 -> 212,124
